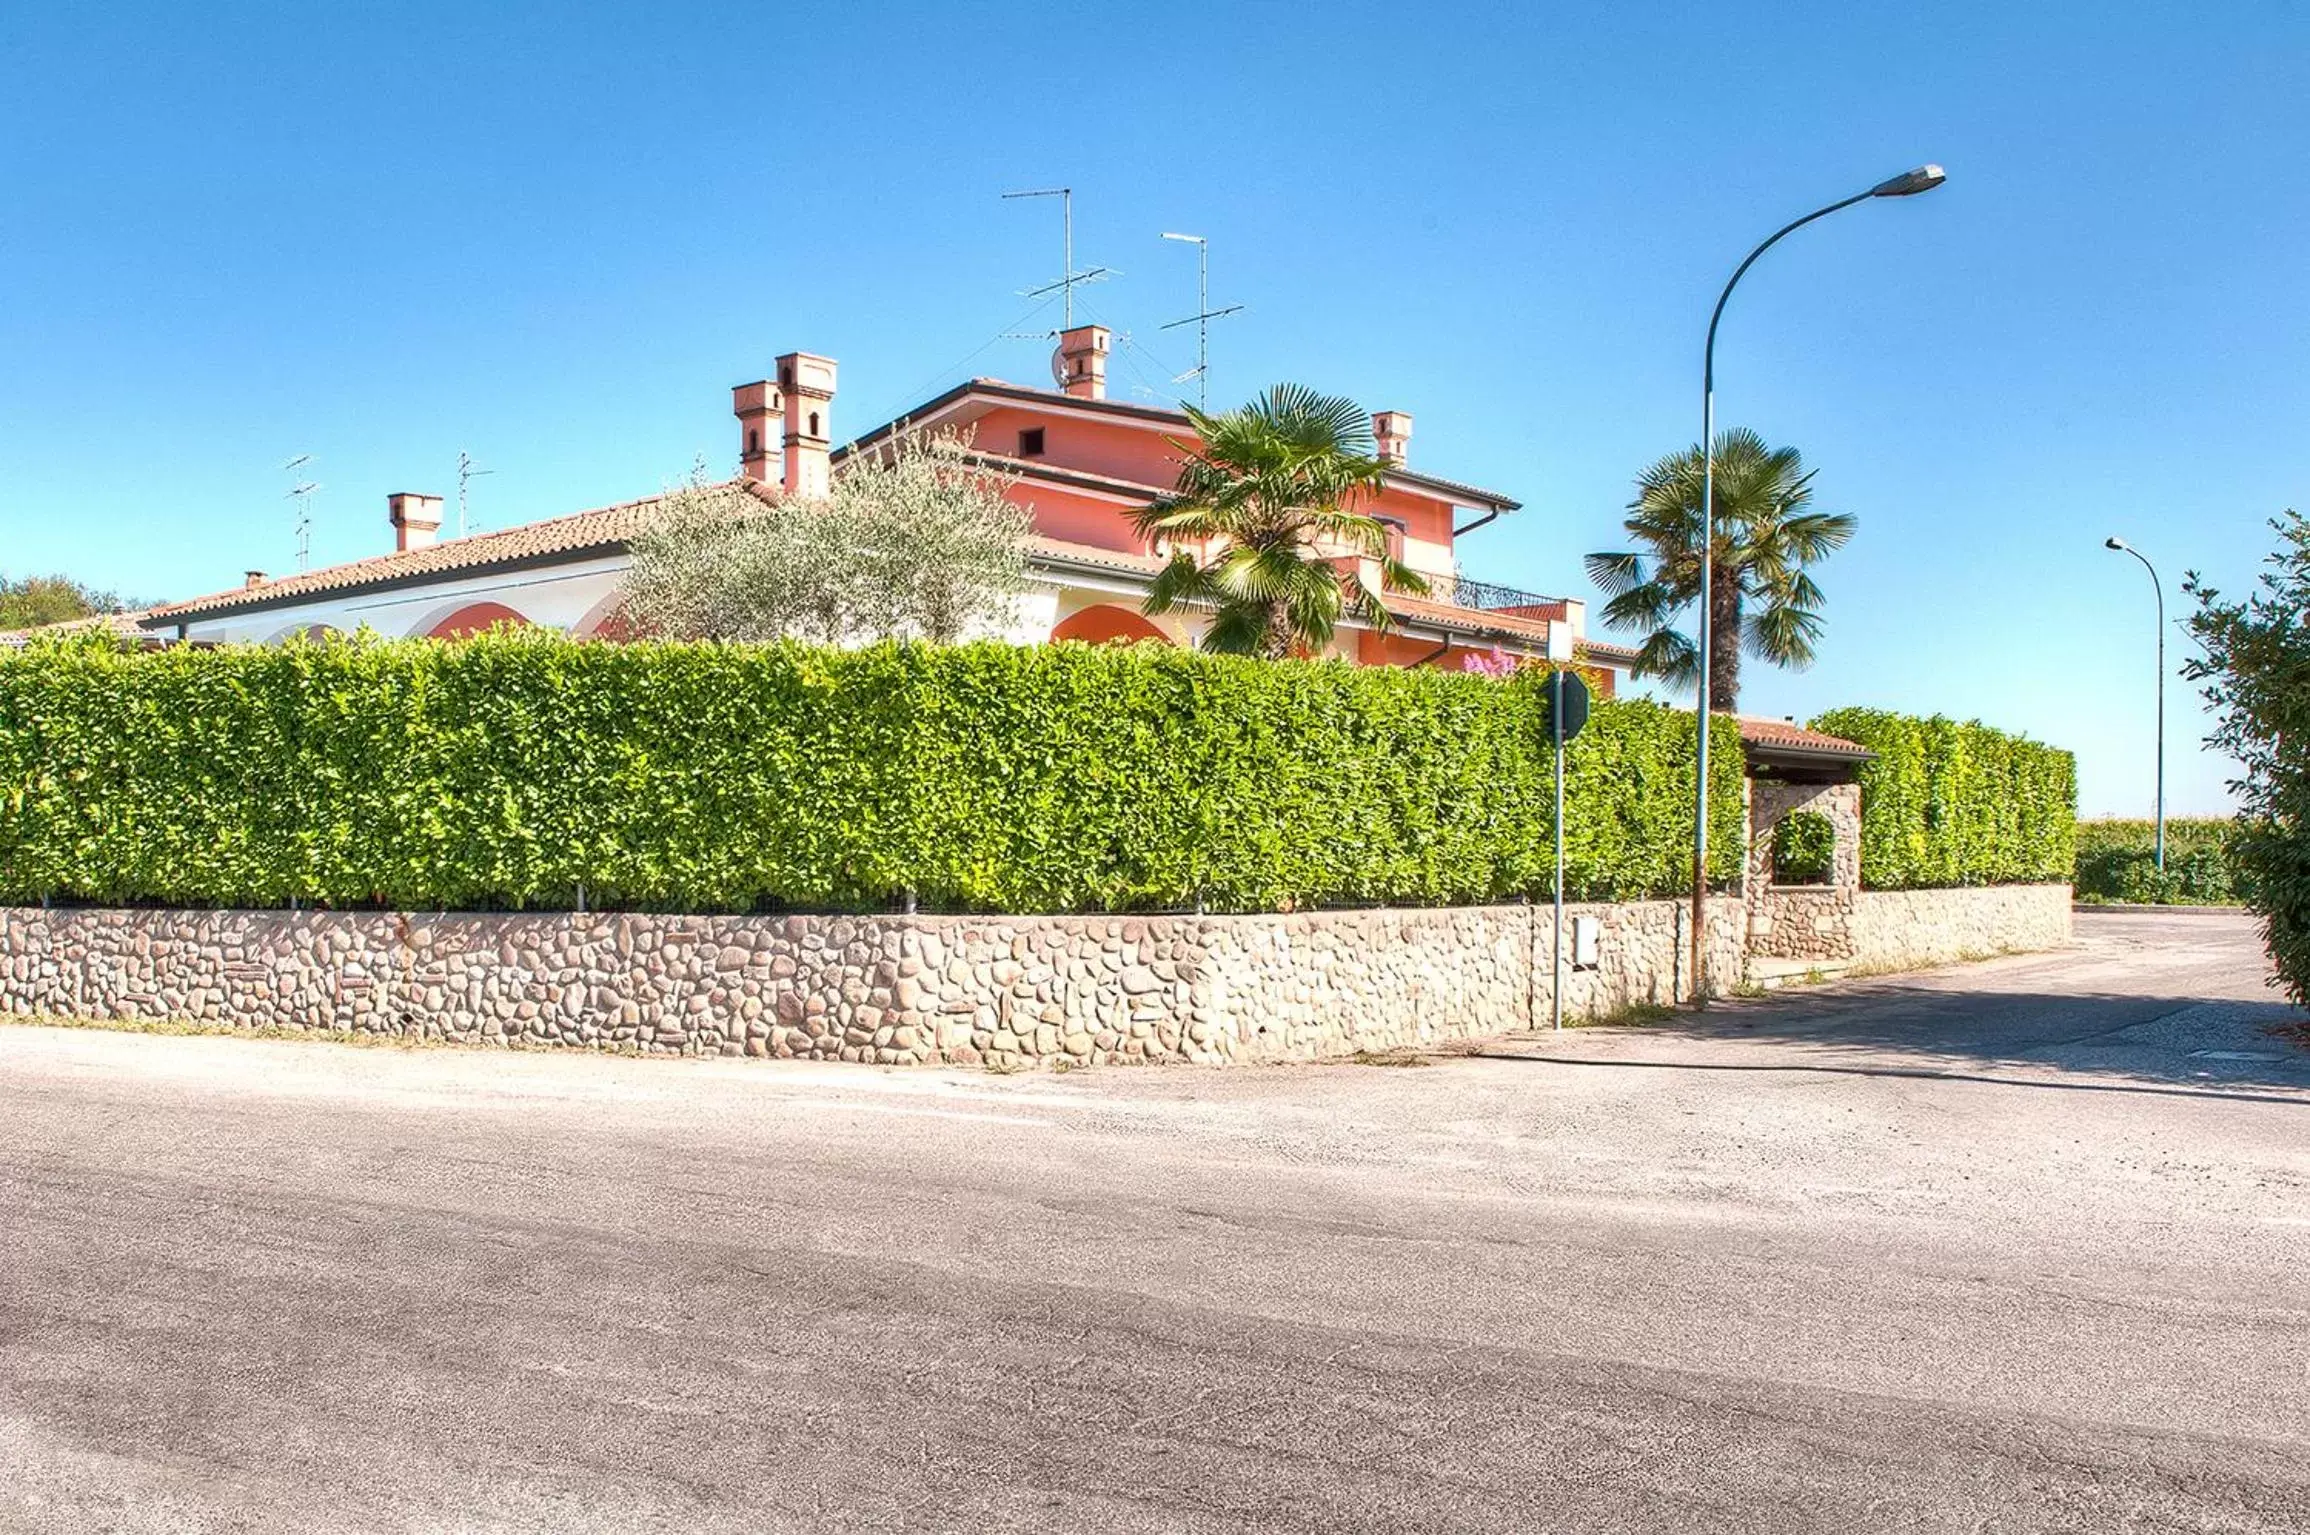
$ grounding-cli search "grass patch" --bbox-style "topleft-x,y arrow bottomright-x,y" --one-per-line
1564,999 -> 1679,1029
1350,1047 -> 1433,1067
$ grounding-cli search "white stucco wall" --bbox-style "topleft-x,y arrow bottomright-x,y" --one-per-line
163,556 -> 1119,651
168,556 -> 632,645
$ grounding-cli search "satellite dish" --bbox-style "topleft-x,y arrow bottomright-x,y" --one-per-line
1050,346 -> 1069,389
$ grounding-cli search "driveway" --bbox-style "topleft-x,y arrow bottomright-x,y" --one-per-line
1519,905 -> 2310,1092
1,908 -> 2305,1533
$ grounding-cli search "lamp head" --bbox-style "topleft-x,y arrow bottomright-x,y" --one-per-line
1160,231 -> 1204,245
2105,536 -> 2129,551
1870,164 -> 1947,198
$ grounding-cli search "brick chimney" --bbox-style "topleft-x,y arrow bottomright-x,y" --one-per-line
244,570 -> 268,589
777,351 -> 838,499
732,380 -> 778,484
387,493 -> 444,553
1055,324 -> 1109,401
1373,411 -> 1413,465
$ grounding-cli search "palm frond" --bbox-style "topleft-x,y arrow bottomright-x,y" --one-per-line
1584,550 -> 1650,597
1744,602 -> 1824,668
1598,579 -> 1685,635
1200,603 -> 1271,656
1593,427 -> 1852,708
1632,627 -> 1699,686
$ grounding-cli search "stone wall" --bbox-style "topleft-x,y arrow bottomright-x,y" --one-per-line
1745,780 -> 1863,962
1848,884 -> 2074,973
0,887 -> 2064,1067
0,898 -> 1748,1068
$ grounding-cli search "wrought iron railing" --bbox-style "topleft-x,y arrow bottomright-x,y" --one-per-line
1435,574 -> 1564,615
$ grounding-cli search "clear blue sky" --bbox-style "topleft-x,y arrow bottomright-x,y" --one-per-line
3,2 -> 2303,816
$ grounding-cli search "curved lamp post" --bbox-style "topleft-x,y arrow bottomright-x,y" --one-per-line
1689,164 -> 1946,1002
2104,536 -> 2166,871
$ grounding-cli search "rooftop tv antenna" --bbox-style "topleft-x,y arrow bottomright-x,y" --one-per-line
1002,186 -> 1110,328
282,454 -> 319,571
456,450 -> 494,537
1159,232 -> 1243,410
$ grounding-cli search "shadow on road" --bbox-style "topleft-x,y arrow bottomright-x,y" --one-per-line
1469,1040 -> 2310,1105
1522,907 -> 2310,1093
1490,907 -> 2310,1095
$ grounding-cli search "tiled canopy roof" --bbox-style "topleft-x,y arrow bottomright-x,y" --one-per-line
1736,716 -> 1872,759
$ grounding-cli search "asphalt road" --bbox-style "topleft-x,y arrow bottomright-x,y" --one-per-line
3,909 -> 2307,1533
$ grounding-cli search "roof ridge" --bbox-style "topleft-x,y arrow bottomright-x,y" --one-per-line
145,481 -> 733,623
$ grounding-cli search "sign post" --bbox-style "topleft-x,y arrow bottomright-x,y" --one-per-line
1548,667 -> 1591,1030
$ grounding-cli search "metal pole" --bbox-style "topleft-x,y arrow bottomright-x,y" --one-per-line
2153,563 -> 2165,872
2110,542 -> 2167,870
1553,672 -> 1567,1031
1688,184 -> 1889,1003
1196,237 -> 1209,410
1692,380 -> 1713,1002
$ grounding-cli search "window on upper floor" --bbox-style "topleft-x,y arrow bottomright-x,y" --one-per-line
1377,516 -> 1408,562
1019,427 -> 1046,458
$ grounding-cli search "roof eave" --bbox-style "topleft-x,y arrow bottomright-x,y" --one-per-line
142,540 -> 636,628
837,379 -> 1522,511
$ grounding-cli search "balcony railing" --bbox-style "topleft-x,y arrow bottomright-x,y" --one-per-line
1433,574 -> 1564,616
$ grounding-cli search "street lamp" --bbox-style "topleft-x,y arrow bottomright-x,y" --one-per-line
2104,536 -> 2166,871
1688,164 -> 1946,1001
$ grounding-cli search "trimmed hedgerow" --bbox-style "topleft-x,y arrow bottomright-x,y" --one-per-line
0,631 -> 1745,914
2072,818 -> 2239,906
1807,707 -> 2076,890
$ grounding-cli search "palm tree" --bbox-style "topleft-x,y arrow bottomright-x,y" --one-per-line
1131,384 -> 1429,658
1584,428 -> 1855,712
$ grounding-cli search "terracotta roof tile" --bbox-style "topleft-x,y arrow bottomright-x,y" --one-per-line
842,379 -> 1523,511
143,483 -> 785,626
1736,716 -> 1872,757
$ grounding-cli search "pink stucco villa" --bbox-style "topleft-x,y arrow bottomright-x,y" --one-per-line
137,327 -> 1637,689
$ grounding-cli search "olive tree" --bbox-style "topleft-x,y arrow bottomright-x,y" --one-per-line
623,429 -> 1034,645
0,574 -> 130,630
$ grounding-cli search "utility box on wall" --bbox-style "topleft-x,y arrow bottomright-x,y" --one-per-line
1571,915 -> 1601,970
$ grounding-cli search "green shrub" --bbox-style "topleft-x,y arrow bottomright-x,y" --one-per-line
1807,707 -> 2076,890
0,631 -> 1746,914
2072,818 -> 2238,906
1771,809 -> 1836,885
2185,512 -> 2310,1003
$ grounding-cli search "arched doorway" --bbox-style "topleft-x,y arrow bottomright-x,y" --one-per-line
422,601 -> 530,639
1051,604 -> 1169,646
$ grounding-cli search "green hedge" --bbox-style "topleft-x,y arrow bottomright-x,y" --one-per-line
1772,809 -> 1836,885
0,632 -> 1746,914
2073,818 -> 2239,906
1808,707 -> 2076,890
